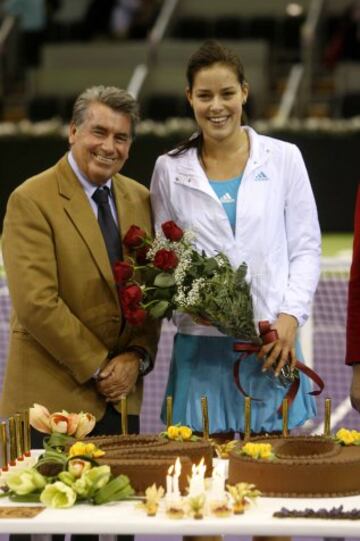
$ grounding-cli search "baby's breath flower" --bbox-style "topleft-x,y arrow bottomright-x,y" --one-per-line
121,221 -> 258,342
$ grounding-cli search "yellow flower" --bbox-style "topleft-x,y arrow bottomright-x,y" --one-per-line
258,444 -> 273,459
167,426 -> 181,440
242,442 -> 273,460
69,442 -> 87,457
68,442 -> 104,458
179,426 -> 192,440
336,427 -> 360,445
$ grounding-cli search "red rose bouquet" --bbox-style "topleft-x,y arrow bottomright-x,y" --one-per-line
116,221 -> 259,342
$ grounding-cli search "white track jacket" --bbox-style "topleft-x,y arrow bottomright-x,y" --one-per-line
150,126 -> 321,336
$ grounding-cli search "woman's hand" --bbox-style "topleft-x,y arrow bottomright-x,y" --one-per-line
258,313 -> 298,375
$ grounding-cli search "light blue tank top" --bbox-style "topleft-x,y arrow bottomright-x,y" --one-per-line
209,175 -> 242,232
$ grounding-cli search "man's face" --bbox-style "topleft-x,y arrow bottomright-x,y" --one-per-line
69,102 -> 132,185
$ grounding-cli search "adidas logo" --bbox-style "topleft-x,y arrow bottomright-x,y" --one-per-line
254,171 -> 269,181
219,192 -> 235,203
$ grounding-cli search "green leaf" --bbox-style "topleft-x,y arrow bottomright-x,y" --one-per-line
202,258 -> 219,275
9,493 -> 41,503
153,273 -> 175,288
149,300 -> 169,318
93,475 -> 134,505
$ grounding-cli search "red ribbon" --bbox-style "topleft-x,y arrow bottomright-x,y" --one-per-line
233,320 -> 324,415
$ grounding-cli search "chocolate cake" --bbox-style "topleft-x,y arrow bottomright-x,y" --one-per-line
97,455 -> 193,494
228,435 -> 360,497
85,434 -> 213,495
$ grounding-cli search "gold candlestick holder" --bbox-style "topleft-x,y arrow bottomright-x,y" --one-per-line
23,409 -> 31,457
324,398 -> 332,437
166,396 -> 173,428
282,398 -> 289,437
244,397 -> 251,441
0,421 -> 8,471
8,417 -> 17,466
201,396 -> 209,439
121,396 -> 128,435
14,413 -> 24,460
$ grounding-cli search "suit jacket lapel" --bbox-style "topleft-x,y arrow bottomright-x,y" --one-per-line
56,156 -> 118,302
112,176 -> 137,258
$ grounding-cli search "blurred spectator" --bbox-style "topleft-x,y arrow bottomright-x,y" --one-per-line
1,0 -> 59,66
110,0 -> 141,39
83,0 -> 160,40
324,0 -> 360,68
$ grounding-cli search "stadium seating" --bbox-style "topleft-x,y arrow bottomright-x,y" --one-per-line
140,38 -> 270,120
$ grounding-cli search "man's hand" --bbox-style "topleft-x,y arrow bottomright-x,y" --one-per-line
96,351 -> 140,402
258,313 -> 298,376
350,364 -> 360,413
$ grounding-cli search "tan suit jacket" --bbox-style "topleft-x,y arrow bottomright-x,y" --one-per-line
1,155 -> 159,419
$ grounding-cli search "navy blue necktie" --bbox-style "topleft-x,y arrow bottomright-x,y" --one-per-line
92,186 -> 122,267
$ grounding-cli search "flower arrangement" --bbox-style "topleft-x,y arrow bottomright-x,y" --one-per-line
117,221 -> 259,342
137,483 -> 165,516
335,428 -> 360,446
240,442 -> 275,460
3,461 -> 134,508
226,482 -> 261,514
160,424 -> 199,442
213,440 -> 238,459
0,405 -> 135,508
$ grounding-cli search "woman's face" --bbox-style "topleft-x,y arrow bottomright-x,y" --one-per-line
186,62 -> 248,143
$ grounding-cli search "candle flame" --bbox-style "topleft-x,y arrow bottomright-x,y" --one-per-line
167,465 -> 174,475
174,457 -> 181,476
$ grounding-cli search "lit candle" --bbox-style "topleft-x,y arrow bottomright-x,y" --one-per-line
324,397 -> 331,437
199,458 -> 206,489
173,457 -> 181,497
120,396 -> 128,435
166,465 -> 174,496
201,396 -> 209,440
188,463 -> 198,496
0,421 -> 8,471
282,398 -> 289,438
190,458 -> 207,496
244,397 -> 251,440
166,396 -> 173,428
211,461 -> 225,499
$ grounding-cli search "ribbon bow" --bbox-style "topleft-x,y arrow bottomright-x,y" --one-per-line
233,321 -> 324,415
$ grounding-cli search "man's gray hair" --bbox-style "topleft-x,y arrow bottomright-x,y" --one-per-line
71,85 -> 140,136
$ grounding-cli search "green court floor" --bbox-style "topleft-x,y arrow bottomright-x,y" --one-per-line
322,233 -> 353,257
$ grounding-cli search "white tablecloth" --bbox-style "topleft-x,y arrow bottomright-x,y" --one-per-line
0,494 -> 359,537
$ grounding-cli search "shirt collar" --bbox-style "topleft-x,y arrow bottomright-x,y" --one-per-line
67,151 -> 113,198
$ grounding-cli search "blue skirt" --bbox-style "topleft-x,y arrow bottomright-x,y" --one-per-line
161,333 -> 316,434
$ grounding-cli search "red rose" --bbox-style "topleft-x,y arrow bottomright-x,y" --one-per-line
124,306 -> 147,326
113,261 -> 133,284
123,225 -> 147,249
161,221 -> 184,242
135,245 -> 150,265
120,284 -> 143,308
153,249 -> 178,271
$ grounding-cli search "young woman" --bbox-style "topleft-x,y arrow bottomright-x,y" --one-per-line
150,40 -> 321,439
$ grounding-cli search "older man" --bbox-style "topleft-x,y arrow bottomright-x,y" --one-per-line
1,85 -> 159,447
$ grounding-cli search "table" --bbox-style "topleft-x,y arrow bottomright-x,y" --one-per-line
0,494 -> 359,537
